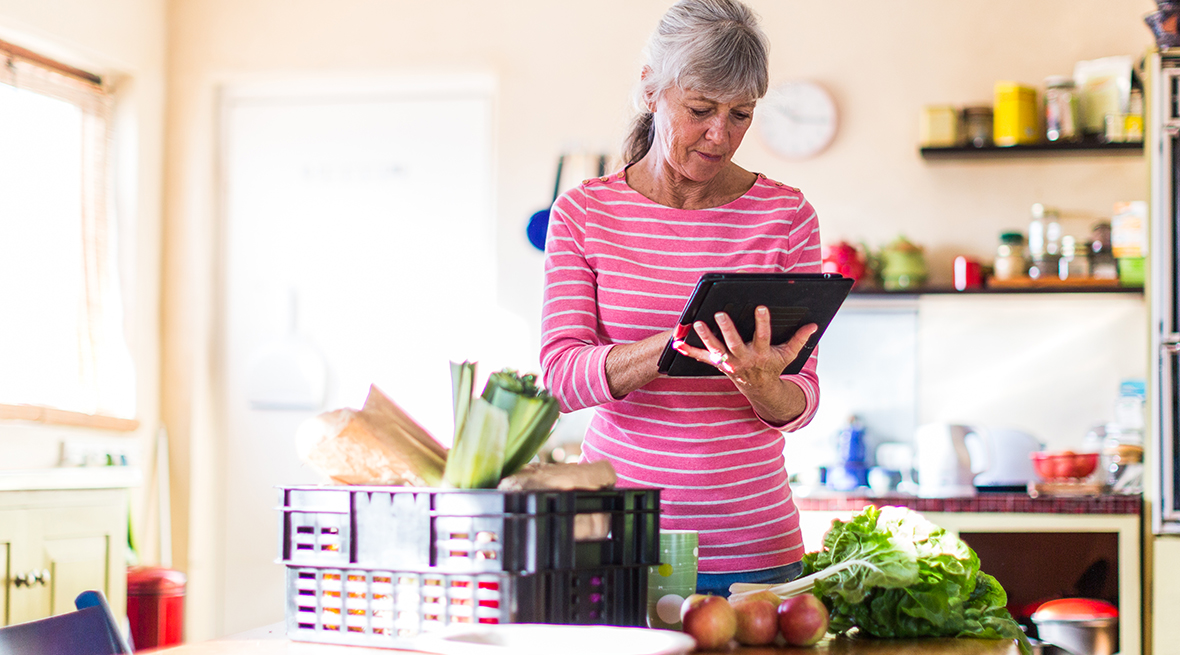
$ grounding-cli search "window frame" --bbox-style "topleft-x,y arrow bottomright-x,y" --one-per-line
0,39 -> 138,432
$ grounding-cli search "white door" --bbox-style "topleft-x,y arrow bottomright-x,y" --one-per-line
218,76 -> 519,635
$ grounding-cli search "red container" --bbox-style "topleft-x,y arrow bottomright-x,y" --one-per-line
1030,451 -> 1099,481
127,566 -> 187,650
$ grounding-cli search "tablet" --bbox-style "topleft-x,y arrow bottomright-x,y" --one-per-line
656,272 -> 854,377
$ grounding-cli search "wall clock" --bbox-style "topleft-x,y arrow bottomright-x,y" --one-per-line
757,80 -> 838,160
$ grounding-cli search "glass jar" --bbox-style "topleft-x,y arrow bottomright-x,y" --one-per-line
962,106 -> 993,148
994,231 -> 1028,280
1044,75 -> 1080,142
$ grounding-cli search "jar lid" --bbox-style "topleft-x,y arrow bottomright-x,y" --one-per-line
963,105 -> 993,116
1045,75 -> 1076,88
127,566 -> 188,595
1000,231 -> 1025,244
1031,598 -> 1118,621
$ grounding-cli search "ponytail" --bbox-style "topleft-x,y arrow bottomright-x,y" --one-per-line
624,111 -> 656,165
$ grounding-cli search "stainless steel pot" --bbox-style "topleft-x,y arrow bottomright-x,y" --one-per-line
1031,617 -> 1117,655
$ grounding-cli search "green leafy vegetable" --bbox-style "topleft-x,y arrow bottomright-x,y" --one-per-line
443,398 -> 508,489
442,365 -> 559,488
730,506 -> 1030,655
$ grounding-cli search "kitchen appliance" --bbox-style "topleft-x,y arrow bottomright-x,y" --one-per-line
1147,51 -> 1180,533
915,424 -> 1042,497
915,424 -> 981,498
1030,598 -> 1118,655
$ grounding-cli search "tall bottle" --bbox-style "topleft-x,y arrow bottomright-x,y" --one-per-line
1028,203 -> 1062,280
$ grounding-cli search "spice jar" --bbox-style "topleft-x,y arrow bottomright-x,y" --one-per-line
1044,76 -> 1080,142
962,106 -> 993,148
993,232 -> 1028,281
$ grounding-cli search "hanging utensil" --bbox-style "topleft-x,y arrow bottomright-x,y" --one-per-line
526,154 -> 564,251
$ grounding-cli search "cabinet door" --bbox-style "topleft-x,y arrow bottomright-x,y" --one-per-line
0,509 -> 51,626
40,503 -> 123,619
44,535 -> 110,617
0,510 -> 15,625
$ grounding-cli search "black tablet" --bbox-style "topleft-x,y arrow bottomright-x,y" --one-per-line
656,272 -> 854,377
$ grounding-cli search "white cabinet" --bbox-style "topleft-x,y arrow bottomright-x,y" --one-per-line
0,487 -> 129,626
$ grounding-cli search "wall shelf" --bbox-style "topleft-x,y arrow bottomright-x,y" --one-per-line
850,284 -> 1142,297
919,138 -> 1143,159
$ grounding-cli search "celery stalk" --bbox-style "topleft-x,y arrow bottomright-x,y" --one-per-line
501,396 -> 560,477
443,398 -> 508,489
450,361 -> 476,445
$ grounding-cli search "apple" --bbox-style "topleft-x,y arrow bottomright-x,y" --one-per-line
680,594 -> 737,650
679,593 -> 709,622
730,598 -> 779,646
777,594 -> 830,647
743,590 -> 783,606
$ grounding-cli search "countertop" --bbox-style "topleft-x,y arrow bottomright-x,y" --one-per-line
0,466 -> 142,491
793,489 -> 1140,515
151,624 -> 1021,655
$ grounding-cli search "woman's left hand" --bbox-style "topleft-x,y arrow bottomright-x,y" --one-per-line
672,306 -> 816,423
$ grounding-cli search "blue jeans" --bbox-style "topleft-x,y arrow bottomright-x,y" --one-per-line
695,561 -> 803,597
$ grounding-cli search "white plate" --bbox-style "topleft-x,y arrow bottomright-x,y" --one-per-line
414,624 -> 695,655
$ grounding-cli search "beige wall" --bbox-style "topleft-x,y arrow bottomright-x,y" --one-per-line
0,0 -> 168,561
162,0 -> 1159,640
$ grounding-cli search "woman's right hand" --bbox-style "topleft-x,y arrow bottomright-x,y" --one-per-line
604,328 -> 676,399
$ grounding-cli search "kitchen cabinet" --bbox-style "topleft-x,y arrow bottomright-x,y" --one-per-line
0,486 -> 129,626
799,504 -> 1141,655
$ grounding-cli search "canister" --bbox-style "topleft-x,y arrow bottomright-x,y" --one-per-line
962,106 -> 993,147
919,105 -> 960,147
994,81 -> 1040,146
127,566 -> 187,649
1044,76 -> 1080,142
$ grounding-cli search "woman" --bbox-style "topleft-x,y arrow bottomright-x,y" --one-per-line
539,0 -> 822,596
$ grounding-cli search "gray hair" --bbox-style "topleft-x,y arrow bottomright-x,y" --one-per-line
624,0 -> 770,165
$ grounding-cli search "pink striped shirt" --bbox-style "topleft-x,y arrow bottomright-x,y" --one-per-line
539,169 -> 822,573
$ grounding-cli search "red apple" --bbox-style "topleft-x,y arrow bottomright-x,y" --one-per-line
679,593 -> 709,622
743,590 -> 783,606
730,598 -> 779,646
680,594 -> 737,650
777,594 -> 830,647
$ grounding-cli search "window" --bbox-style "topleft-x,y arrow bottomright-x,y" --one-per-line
0,40 -> 135,427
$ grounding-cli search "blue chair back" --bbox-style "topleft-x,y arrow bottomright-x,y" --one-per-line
0,590 -> 132,654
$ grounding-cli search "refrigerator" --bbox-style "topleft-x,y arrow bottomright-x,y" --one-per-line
1148,49 -> 1180,535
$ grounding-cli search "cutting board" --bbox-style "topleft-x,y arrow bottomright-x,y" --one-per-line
735,635 -> 1023,655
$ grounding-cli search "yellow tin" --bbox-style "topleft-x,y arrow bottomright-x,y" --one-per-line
993,81 -> 1040,146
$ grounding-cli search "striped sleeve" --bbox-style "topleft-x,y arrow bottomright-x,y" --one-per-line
539,187 -> 616,413
778,198 -> 823,433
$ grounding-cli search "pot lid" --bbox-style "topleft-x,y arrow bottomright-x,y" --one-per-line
1031,598 -> 1118,621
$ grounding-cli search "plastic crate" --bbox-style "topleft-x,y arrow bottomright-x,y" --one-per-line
285,564 -> 650,648
277,485 -> 661,574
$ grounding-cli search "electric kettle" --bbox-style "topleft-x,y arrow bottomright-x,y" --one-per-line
914,423 -> 1043,497
915,423 -> 981,498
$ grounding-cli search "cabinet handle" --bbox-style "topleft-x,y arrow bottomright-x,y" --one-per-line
12,569 -> 51,588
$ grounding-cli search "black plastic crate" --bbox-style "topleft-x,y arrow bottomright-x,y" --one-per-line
278,485 -> 660,574
284,564 -> 648,649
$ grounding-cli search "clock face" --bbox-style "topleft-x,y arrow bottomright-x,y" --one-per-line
757,81 -> 838,160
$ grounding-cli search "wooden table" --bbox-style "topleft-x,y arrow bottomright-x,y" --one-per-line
149,624 -> 1021,655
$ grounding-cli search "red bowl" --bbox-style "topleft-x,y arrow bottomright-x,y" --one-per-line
1030,451 -> 1099,481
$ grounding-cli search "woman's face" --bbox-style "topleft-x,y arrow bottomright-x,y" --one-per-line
650,85 -> 756,183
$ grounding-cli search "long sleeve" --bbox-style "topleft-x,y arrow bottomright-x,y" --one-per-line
776,198 -> 823,433
539,187 -> 617,413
